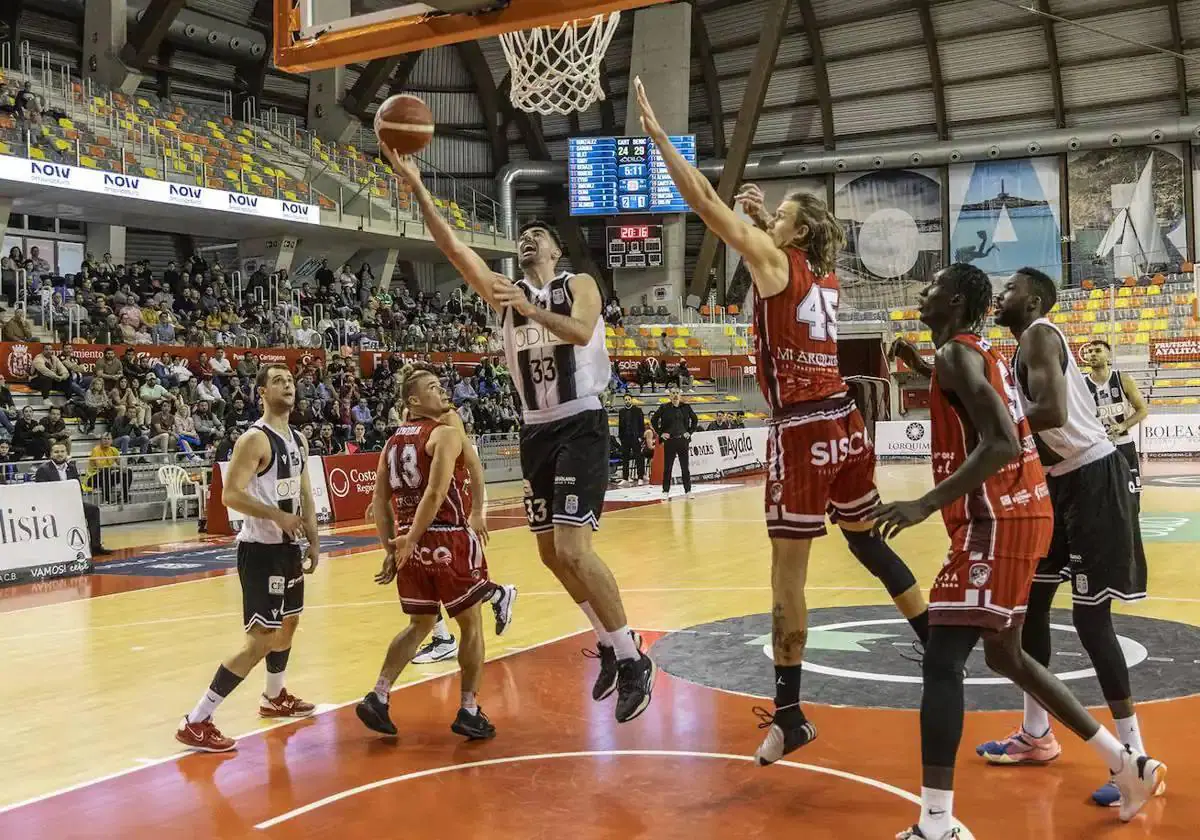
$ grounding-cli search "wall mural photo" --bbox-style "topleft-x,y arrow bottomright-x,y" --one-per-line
833,168 -> 943,310
1067,144 -> 1187,286
948,156 -> 1062,285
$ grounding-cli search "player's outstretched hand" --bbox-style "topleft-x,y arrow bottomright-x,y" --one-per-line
870,497 -> 936,541
381,144 -> 421,187
633,76 -> 664,139
374,552 -> 397,585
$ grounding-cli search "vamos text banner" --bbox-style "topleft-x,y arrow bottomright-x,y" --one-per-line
0,479 -> 93,587
0,157 -> 320,224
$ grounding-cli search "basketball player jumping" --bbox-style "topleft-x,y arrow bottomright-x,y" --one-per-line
356,366 -> 496,740
386,148 -> 656,723
873,264 -> 1164,839
972,270 -> 1156,808
634,78 -> 930,763
176,364 -> 318,752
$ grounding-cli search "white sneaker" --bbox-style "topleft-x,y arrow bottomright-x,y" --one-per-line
1112,747 -> 1167,822
491,584 -> 518,636
895,826 -> 974,839
412,635 -> 458,664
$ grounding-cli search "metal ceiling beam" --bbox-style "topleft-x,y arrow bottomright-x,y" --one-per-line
915,0 -> 947,140
689,0 -> 792,299
795,0 -> 834,150
343,56 -> 401,119
1168,0 -> 1189,116
1035,0 -> 1066,128
691,1 -> 726,157
119,0 -> 187,69
455,40 -> 511,168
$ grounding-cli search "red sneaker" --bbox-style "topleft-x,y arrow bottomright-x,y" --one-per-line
175,717 -> 236,753
259,689 -> 316,718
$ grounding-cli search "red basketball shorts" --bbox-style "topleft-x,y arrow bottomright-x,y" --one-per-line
764,399 -> 879,540
929,519 -> 1053,632
396,526 -> 490,618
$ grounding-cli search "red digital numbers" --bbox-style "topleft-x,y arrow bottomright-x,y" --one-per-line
619,225 -> 650,240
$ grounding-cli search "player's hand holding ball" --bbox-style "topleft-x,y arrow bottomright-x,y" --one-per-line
374,93 -> 434,187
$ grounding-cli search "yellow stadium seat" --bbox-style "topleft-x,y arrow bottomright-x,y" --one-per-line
1147,286 -> 1162,296
673,338 -> 686,349
1089,289 -> 1106,300
1135,333 -> 1149,344
57,118 -> 73,130
1117,287 -> 1132,298
0,141 -> 9,155
1082,312 -> 1096,322
80,156 -> 97,168
1085,300 -> 1102,311
1091,323 -> 1106,334
29,147 -> 46,160
52,139 -> 70,152
889,310 -> 904,321
143,167 -> 159,178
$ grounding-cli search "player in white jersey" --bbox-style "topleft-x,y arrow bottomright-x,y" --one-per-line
1082,339 -> 1148,505
981,268 -> 1159,809
387,148 -> 655,724
175,364 -> 320,753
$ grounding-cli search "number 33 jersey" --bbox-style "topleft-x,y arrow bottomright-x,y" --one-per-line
502,272 -> 610,425
752,247 -> 848,412
384,418 -> 471,529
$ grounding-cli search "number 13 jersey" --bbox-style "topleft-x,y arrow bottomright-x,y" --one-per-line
385,418 -> 470,529
502,272 -> 610,425
752,247 -> 847,411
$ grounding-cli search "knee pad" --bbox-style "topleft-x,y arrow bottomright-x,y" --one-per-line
841,529 -> 917,598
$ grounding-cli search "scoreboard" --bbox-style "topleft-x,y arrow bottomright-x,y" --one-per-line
568,135 -> 697,216
607,224 -> 663,269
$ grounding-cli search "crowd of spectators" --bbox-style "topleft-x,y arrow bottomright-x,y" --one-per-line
0,248 -> 507,355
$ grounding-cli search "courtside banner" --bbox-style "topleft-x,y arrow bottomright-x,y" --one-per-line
0,342 -> 323,382
359,350 -> 756,379
0,156 -> 320,224
0,479 -> 92,587
323,453 -> 380,522
1151,338 -> 1200,363
653,427 -> 768,484
875,420 -> 932,458
1139,414 -> 1200,455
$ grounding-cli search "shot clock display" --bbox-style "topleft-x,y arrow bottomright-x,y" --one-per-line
607,224 -> 663,269
568,135 -> 697,216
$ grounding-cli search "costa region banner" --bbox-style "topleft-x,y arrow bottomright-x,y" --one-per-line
0,479 -> 92,588
322,452 -> 380,523
0,342 -> 324,382
874,420 -> 932,458
206,455 -> 334,536
649,427 -> 768,484
0,155 -> 320,225
1150,337 -> 1200,363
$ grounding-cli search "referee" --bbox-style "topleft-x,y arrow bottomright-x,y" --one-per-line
651,388 -> 699,496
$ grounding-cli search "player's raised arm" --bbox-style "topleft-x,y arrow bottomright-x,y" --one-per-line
492,271 -> 602,347
1017,323 -> 1069,432
633,77 -> 787,293
383,146 -> 505,311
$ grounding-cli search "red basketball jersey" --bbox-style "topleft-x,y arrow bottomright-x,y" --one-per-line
929,334 -> 1052,559
752,247 -> 847,411
384,418 -> 470,529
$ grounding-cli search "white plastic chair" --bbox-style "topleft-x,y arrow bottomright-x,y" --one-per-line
157,464 -> 204,521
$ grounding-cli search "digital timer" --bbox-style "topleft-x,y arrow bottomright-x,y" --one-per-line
606,225 -> 664,270
620,225 -> 651,240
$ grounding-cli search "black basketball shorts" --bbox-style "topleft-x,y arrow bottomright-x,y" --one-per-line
519,408 -> 609,533
237,541 -> 305,631
1032,449 -> 1147,605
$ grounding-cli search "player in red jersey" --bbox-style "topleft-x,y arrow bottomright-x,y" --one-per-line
355,365 -> 496,741
636,79 -> 929,764
875,264 -> 1165,840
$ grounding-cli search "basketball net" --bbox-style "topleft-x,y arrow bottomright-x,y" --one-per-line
499,13 -> 621,115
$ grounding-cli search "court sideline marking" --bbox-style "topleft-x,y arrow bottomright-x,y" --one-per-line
255,749 -> 923,830
0,629 -> 588,816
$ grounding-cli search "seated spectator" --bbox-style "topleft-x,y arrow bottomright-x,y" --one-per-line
674,361 -> 693,392
32,345 -> 86,401
208,346 -> 233,385
213,426 -> 240,462
94,347 -> 125,391
345,422 -> 372,454
36,442 -> 111,555
368,416 -> 389,449
12,406 -> 49,460
0,374 -> 15,439
2,308 -> 34,341
294,317 -> 320,347
351,397 -> 373,426
110,406 -> 151,457
139,373 -> 169,405
227,397 -> 254,431
79,378 -> 113,434
603,296 -> 623,326
192,400 -> 220,446
636,357 -> 664,394
42,406 -> 68,449
173,404 -> 203,461
151,353 -> 178,388
153,312 -> 176,344
0,440 -> 18,482
317,423 -> 342,455
452,376 -> 477,407
149,400 -> 176,454
196,373 -> 225,419
89,432 -> 131,504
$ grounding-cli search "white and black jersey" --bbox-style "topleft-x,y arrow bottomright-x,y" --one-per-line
236,419 -> 306,545
1086,369 -> 1135,447
502,272 -> 610,425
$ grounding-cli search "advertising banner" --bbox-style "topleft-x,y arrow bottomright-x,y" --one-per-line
359,350 -> 756,380
1151,338 -> 1200,363
0,479 -> 93,587
0,342 -> 323,382
875,420 -> 932,457
0,156 -> 320,224
323,452 -> 381,522
650,427 -> 768,484
1138,414 -> 1200,455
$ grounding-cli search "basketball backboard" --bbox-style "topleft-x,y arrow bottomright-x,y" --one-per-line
274,0 -> 669,73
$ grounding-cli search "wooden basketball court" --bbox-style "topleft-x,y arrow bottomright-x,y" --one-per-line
1,463 -> 1198,838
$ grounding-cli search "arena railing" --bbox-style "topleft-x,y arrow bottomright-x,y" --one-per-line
475,432 -> 521,484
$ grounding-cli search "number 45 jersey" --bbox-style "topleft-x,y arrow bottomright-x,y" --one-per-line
502,272 -> 611,425
752,247 -> 848,411
384,418 -> 471,529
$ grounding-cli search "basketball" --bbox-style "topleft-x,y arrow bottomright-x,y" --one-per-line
374,93 -> 435,156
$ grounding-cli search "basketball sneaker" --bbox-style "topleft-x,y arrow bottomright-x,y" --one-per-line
614,653 -> 656,723
175,717 -> 236,753
975,726 -> 1061,765
895,826 -> 972,839
355,693 -> 397,736
451,707 -> 496,740
491,584 -> 518,636
1092,773 -> 1168,808
412,634 -> 458,664
1112,749 -> 1168,822
584,630 -> 644,701
753,705 -> 817,766
259,689 -> 316,718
